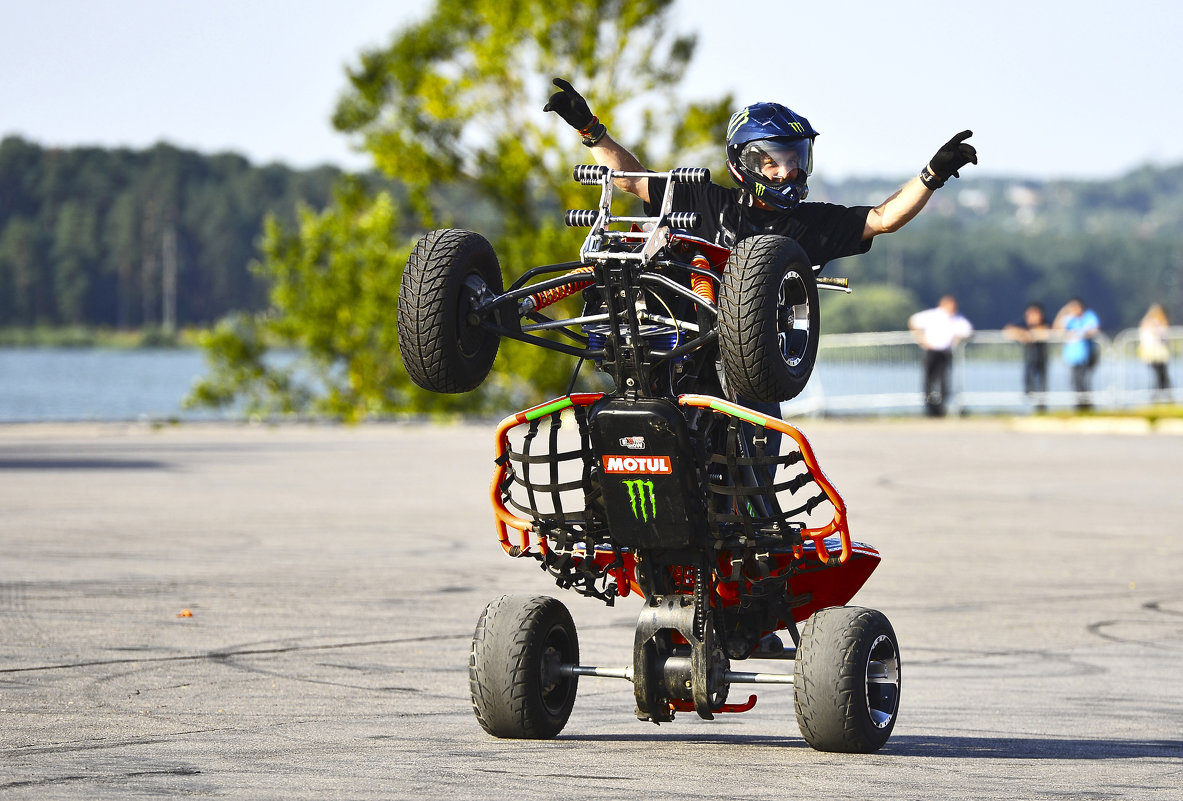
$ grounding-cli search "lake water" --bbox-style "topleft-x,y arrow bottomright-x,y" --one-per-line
0,348 -> 227,422
0,345 -> 1172,422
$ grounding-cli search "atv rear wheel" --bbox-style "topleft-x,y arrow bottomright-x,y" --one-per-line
469,595 -> 579,739
397,229 -> 503,393
718,235 -> 820,402
794,606 -> 901,753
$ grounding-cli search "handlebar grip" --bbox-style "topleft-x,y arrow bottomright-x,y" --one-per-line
565,209 -> 600,227
669,167 -> 710,184
573,164 -> 610,185
667,212 -> 701,230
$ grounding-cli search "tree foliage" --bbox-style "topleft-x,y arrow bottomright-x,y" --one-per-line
810,168 -> 1183,332
0,136 -> 342,330
189,0 -> 734,418
820,283 -> 919,335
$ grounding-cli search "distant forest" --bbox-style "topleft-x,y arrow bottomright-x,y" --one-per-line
0,136 -> 346,329
806,165 -> 1183,331
2,134 -> 1181,332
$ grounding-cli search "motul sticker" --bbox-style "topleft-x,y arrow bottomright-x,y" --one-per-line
602,455 -> 672,474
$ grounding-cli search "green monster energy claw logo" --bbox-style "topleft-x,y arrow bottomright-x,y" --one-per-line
623,479 -> 657,522
727,108 -> 750,140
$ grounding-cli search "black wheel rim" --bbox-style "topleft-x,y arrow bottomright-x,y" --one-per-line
776,270 -> 812,372
456,272 -> 491,358
538,624 -> 576,717
865,634 -> 900,728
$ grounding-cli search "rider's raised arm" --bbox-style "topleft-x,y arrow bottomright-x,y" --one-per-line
862,131 -> 977,241
588,133 -> 651,203
863,175 -> 932,239
544,77 -> 651,204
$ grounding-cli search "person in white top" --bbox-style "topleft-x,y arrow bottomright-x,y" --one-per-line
1138,302 -> 1172,403
909,294 -> 973,416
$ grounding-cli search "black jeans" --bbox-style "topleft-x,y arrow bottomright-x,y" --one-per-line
923,349 -> 952,417
1024,354 -> 1048,410
1071,363 -> 1093,410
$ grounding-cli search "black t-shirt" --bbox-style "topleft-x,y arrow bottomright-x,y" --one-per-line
644,177 -> 873,268
1010,320 -> 1050,368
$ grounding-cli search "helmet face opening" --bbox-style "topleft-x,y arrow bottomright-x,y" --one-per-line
738,137 -> 813,186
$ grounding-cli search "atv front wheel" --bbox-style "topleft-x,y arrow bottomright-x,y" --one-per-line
469,595 -> 579,739
794,606 -> 901,753
397,229 -> 503,393
718,235 -> 820,402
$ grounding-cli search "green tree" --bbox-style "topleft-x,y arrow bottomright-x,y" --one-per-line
51,202 -> 99,324
0,217 -> 41,323
0,135 -> 340,330
189,0 -> 733,418
821,282 -> 919,334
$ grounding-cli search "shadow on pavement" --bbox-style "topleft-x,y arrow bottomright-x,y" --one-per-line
562,732 -> 1183,760
0,458 -> 170,471
881,735 -> 1182,760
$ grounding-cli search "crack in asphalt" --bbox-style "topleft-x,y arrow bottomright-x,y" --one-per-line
1,767 -> 201,790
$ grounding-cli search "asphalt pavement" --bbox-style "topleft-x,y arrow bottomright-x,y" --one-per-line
1,418 -> 1181,799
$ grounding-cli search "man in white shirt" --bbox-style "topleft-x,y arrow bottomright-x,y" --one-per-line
909,294 -> 973,417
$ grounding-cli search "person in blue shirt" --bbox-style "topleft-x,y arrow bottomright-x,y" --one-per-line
1054,297 -> 1100,411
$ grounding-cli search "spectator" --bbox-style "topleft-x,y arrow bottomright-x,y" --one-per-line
1053,298 -> 1100,412
1138,303 -> 1172,403
1003,302 -> 1051,412
909,295 -> 973,417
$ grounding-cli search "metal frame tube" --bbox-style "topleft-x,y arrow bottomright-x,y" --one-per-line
557,663 -> 795,685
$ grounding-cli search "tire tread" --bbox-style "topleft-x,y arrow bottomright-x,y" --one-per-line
397,229 -> 501,393
794,606 -> 900,753
469,595 -> 578,739
718,234 -> 818,402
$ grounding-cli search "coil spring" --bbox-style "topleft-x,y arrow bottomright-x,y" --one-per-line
647,330 -> 680,354
585,327 -> 681,362
529,266 -> 595,311
690,256 -> 716,305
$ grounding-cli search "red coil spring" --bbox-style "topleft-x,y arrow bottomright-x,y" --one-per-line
690,256 -> 716,304
530,266 -> 595,311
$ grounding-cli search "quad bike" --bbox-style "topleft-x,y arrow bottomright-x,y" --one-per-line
397,164 -> 900,753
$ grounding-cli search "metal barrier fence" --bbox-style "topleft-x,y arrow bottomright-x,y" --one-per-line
781,327 -> 1181,417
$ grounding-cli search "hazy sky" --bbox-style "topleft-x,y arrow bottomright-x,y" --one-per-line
3,0 -> 1181,181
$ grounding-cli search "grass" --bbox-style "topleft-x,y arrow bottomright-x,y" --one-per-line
0,326 -> 206,348
1087,404 -> 1183,421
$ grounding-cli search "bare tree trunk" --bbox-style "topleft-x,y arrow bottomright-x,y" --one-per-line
162,223 -> 177,334
140,199 -> 157,327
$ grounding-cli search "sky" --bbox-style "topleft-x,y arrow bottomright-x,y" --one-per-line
3,0 -> 1182,182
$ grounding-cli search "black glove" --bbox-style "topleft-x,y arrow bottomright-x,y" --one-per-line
921,130 -> 977,189
543,77 -> 594,132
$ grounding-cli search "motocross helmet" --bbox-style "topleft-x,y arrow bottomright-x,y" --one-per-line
726,102 -> 818,211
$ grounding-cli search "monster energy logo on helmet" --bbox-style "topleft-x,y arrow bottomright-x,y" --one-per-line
622,479 -> 657,522
727,107 -> 750,140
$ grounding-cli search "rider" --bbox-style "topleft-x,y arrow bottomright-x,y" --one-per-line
544,80 -> 972,656
543,77 -> 977,269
